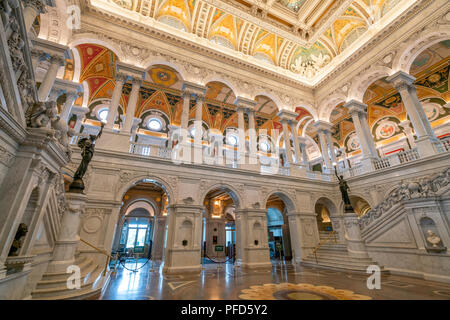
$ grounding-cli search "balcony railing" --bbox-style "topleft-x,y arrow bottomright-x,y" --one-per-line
69,136 -> 450,181
373,148 -> 420,170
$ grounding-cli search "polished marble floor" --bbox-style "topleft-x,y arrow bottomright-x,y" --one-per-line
99,259 -> 450,300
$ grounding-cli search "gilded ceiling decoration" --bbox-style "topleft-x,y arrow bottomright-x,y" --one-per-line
99,0 -> 404,81
74,39 -> 449,156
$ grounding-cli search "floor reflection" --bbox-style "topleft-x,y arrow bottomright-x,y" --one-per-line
100,259 -> 450,300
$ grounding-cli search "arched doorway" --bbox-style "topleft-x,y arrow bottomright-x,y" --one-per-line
314,197 -> 341,243
265,193 -> 297,264
201,187 -> 239,265
349,195 -> 371,218
111,179 -> 170,267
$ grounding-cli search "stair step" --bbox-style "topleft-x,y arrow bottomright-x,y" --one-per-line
41,257 -> 92,281
35,262 -> 98,289
303,257 -> 377,268
301,260 -> 388,273
32,266 -> 102,298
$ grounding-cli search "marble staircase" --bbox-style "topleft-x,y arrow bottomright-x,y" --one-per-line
31,255 -> 108,300
301,242 -> 387,273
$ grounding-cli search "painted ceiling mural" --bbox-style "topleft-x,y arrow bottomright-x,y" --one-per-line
72,40 -> 448,157
102,0 -> 403,79
324,40 -> 450,157
74,44 -> 288,138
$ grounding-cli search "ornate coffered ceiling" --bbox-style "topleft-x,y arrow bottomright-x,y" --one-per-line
89,0 -> 417,85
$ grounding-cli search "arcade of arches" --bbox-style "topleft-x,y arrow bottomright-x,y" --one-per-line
0,0 -> 450,300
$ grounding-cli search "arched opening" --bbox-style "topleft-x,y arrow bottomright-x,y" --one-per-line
349,196 -> 371,218
265,193 -> 296,263
201,186 -> 240,266
314,197 -> 339,242
111,179 -> 170,269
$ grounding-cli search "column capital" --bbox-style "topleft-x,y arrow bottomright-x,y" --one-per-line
313,120 -> 333,132
386,70 -> 416,90
277,110 -> 298,122
115,72 -> 129,83
31,38 -> 68,58
49,55 -> 65,66
71,106 -> 90,117
182,81 -> 207,96
399,120 -> 412,129
297,136 -> 308,145
130,78 -> 143,88
53,78 -> 81,94
23,0 -> 47,13
234,97 -> 257,110
195,93 -> 205,103
117,62 -> 146,80
343,99 -> 367,115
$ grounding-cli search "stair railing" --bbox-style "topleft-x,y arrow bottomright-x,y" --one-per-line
311,230 -> 337,264
80,238 -> 117,276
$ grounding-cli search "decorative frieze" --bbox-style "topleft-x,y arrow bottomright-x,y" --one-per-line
360,167 -> 450,229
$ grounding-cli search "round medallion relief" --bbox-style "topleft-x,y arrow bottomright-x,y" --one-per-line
83,216 -> 103,234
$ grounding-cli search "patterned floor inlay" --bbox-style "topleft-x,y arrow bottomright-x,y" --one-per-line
100,261 -> 450,300
239,283 -> 372,300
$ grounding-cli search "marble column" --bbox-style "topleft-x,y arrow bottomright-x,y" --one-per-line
194,94 -> 205,141
151,215 -> 167,261
290,120 -> 302,164
344,101 -> 378,171
48,88 -> 64,103
60,91 -> 78,123
236,106 -> 246,152
280,119 -> 294,166
180,91 -> 191,132
387,71 -> 438,157
314,121 -> 333,170
343,212 -> 369,258
70,106 -> 89,134
130,118 -> 142,142
399,120 -> 416,148
298,136 -> 309,165
105,73 -> 128,130
46,192 -> 87,273
235,98 -> 257,167
23,0 -> 47,32
163,204 -> 203,274
37,55 -> 64,102
247,108 -> 257,156
237,209 -> 271,269
30,49 -> 44,75
325,130 -> 337,165
122,79 -> 142,133
193,94 -> 205,164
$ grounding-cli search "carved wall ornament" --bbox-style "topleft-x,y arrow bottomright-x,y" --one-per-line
182,197 -> 194,205
360,168 -> 449,229
0,146 -> 15,167
82,208 -> 106,234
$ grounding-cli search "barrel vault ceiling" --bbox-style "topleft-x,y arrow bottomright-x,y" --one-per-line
90,0 -> 411,86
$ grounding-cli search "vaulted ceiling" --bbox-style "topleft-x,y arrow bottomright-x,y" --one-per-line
67,39 -> 449,159
97,0 -> 406,82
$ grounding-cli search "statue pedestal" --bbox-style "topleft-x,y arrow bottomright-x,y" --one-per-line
343,212 -> 369,258
95,129 -> 132,153
46,192 -> 87,273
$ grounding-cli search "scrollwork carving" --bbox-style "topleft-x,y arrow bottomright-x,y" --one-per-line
360,168 -> 449,229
